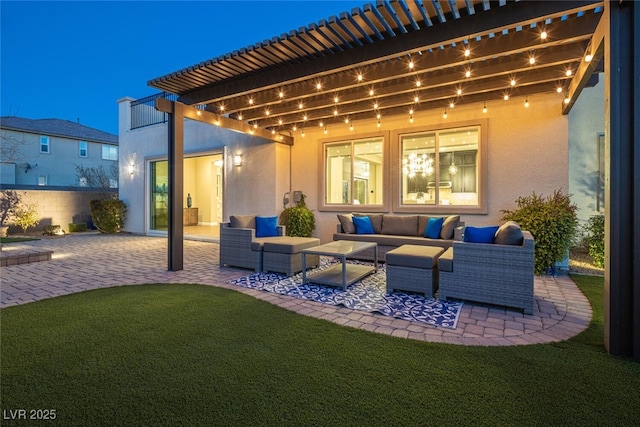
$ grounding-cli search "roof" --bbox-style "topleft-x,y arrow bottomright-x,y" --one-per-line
0,116 -> 118,145
148,0 -> 604,133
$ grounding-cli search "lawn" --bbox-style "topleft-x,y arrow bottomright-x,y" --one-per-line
1,274 -> 638,426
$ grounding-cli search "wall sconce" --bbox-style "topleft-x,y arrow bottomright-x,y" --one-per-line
233,154 -> 243,167
127,153 -> 136,177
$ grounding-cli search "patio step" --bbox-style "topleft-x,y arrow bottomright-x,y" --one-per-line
0,248 -> 53,267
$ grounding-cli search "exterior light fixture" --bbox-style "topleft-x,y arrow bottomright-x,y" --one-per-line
128,164 -> 135,176
234,154 -> 243,167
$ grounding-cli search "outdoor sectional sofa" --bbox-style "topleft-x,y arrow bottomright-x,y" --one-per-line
332,213 -> 464,262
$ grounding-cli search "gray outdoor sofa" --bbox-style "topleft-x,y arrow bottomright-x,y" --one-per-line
332,213 -> 464,262
438,223 -> 535,314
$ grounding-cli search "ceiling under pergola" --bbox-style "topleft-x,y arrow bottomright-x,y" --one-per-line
148,0 -> 604,135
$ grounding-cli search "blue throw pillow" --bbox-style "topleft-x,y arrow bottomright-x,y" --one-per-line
352,215 -> 375,234
424,217 -> 444,239
255,216 -> 279,237
463,226 -> 500,243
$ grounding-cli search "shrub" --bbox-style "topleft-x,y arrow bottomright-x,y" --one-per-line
501,189 -> 578,275
68,223 -> 88,233
583,214 -> 605,268
0,190 -> 21,227
90,199 -> 127,234
279,193 -> 316,237
13,203 -> 40,235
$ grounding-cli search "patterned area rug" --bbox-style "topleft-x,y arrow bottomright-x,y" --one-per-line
228,260 -> 462,329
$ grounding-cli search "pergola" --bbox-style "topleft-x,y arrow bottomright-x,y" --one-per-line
149,1 -> 638,360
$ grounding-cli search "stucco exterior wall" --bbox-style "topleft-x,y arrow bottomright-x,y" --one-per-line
290,92 -> 570,243
568,77 -> 605,224
117,97 -> 291,234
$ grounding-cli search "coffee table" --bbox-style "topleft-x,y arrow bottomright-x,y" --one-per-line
301,241 -> 378,290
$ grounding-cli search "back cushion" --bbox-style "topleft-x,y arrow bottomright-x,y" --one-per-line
230,215 -> 256,229
337,214 -> 355,234
381,215 -> 418,236
494,221 -> 524,245
440,215 -> 460,239
418,215 -> 432,237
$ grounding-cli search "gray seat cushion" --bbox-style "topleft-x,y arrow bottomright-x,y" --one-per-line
386,245 -> 445,269
438,247 -> 454,272
263,237 -> 320,254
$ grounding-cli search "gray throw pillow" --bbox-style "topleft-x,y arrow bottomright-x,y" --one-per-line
230,215 -> 256,229
494,221 -> 524,245
337,214 -> 356,234
440,215 -> 460,239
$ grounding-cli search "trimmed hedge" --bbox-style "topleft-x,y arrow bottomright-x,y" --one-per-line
68,223 -> 88,233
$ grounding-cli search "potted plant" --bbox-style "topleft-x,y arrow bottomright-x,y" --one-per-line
279,193 -> 316,237
0,190 -> 21,237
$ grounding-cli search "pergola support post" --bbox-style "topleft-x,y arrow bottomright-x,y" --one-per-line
168,101 -> 184,271
604,0 -> 639,361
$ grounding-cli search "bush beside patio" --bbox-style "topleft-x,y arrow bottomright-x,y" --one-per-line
1,277 -> 638,425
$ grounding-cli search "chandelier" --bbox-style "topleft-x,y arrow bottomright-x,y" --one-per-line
402,152 -> 434,178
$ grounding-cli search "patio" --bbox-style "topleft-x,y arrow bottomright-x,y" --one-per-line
0,233 -> 591,346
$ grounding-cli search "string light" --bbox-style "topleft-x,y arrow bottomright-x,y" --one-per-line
357,73 -> 363,82
349,123 -> 354,131
303,114 -> 308,121
278,118 -> 283,125
540,30 -> 548,40
449,101 -> 455,109
564,96 -> 571,104
566,69 -> 572,77
414,95 -> 419,103
504,94 -> 509,101
408,59 -> 414,69
456,88 -> 462,96
265,109 -> 270,116
318,121 -> 323,127
510,78 -> 517,86
298,102 -> 304,109
333,109 -> 338,116
334,95 -> 339,103
529,56 -> 536,65
464,47 -> 470,57
525,97 -> 530,108
369,88 -> 374,96
557,86 -> 563,93
443,108 -> 448,119
293,124 -> 297,131
301,129 -> 305,137
237,113 -> 243,121
377,118 -> 381,128
324,125 -> 328,134
279,90 -> 284,99
248,98 -> 254,105
482,102 -> 487,113
316,82 -> 322,90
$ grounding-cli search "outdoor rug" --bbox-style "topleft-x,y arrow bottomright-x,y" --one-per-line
228,260 -> 463,329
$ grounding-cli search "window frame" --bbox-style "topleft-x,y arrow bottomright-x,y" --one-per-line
79,141 -> 88,158
102,144 -> 118,161
38,175 -> 47,186
40,136 -> 50,154
391,119 -> 488,214
319,131 -> 389,212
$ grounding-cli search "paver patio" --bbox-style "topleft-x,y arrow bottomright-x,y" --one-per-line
0,233 -> 592,346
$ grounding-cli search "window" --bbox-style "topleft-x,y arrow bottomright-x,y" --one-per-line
38,175 -> 47,186
400,127 -> 479,207
79,177 -> 87,187
109,178 -> 118,189
79,141 -> 87,157
40,136 -> 50,153
102,144 -> 118,160
324,136 -> 384,206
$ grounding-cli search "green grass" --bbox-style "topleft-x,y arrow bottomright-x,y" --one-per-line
1,275 -> 638,426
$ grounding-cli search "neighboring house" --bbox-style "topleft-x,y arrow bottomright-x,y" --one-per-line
0,116 -> 119,188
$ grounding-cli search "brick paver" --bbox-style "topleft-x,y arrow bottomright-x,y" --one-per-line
0,233 -> 593,346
